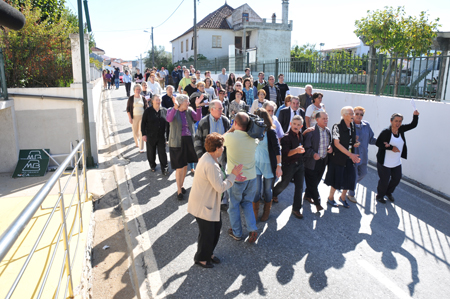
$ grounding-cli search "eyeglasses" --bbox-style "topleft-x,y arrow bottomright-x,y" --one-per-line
355,113 -> 364,116
214,107 -> 224,111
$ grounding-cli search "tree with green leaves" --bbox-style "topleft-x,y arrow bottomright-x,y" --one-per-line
290,43 -> 320,73
1,0 -> 78,87
144,46 -> 173,70
5,0 -> 66,24
354,6 -> 440,95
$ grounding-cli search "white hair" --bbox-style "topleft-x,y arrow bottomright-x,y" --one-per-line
262,101 -> 277,111
166,85 -> 174,92
176,94 -> 189,106
305,84 -> 313,90
340,106 -> 354,117
209,100 -> 221,111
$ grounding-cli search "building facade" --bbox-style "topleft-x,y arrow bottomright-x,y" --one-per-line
170,1 -> 293,64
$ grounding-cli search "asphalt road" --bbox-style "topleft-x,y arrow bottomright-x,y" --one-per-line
106,86 -> 450,298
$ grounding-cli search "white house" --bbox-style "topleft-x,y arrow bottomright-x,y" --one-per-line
170,0 -> 293,64
321,41 -> 370,57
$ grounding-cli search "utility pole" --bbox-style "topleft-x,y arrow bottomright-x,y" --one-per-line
77,0 -> 95,167
193,0 -> 197,69
151,26 -> 155,67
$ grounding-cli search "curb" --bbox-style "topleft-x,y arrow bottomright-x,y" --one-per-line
102,92 -> 166,299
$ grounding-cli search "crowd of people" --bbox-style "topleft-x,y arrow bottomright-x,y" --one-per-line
116,65 -> 420,269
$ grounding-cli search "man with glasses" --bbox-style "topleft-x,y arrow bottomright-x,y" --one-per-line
194,100 -> 231,211
217,89 -> 230,118
346,106 -> 377,203
263,75 -> 283,108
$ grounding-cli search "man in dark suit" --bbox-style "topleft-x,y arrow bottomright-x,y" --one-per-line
263,75 -> 283,108
303,112 -> 333,211
278,96 -> 305,133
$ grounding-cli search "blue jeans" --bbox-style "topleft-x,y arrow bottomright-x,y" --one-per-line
115,79 -> 120,88
348,163 -> 368,197
254,175 -> 274,203
228,178 -> 258,237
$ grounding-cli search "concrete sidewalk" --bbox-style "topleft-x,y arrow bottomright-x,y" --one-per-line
0,171 -> 93,299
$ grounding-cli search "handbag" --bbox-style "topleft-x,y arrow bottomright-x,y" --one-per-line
246,113 -> 266,140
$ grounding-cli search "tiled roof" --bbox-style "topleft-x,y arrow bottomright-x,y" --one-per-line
170,3 -> 234,42
91,46 -> 105,53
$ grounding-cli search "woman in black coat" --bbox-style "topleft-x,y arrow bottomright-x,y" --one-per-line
324,106 -> 361,208
375,110 -> 419,203
252,108 -> 282,222
141,94 -> 168,175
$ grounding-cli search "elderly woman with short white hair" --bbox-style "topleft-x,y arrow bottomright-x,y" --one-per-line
324,106 -> 361,208
166,94 -> 204,200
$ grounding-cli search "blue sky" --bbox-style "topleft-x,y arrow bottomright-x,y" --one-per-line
66,0 -> 450,61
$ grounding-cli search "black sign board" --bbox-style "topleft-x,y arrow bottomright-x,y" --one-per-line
12,149 -> 50,178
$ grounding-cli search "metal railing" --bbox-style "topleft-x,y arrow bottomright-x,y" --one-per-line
187,52 -> 450,101
0,139 -> 89,299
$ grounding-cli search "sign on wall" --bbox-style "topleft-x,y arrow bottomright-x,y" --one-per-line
12,149 -> 50,178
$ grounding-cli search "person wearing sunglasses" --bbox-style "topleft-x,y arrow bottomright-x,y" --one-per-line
346,106 -> 377,203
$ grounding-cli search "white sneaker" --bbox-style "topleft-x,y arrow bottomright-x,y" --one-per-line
346,195 -> 357,203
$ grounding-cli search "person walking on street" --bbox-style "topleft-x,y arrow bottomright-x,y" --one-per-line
275,74 -> 290,103
134,68 -> 143,83
224,112 -> 259,243
299,84 -> 313,111
324,106 -> 361,208
375,110 -> 419,203
172,67 -> 180,91
346,106 -> 376,203
140,81 -> 152,104
123,70 -> 132,97
141,94 -> 168,174
166,94 -> 203,200
158,67 -> 166,89
272,115 -> 306,219
114,67 -> 120,89
226,73 -> 236,98
126,84 -> 148,153
218,68 -> 228,85
188,133 -> 245,268
147,72 -> 162,95
242,68 -> 253,82
305,93 -> 326,128
178,69 -> 191,94
303,112 -> 333,212
253,108 -> 282,222
194,100 -> 231,211
105,70 -> 112,90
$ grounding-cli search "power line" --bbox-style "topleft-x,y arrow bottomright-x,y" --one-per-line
154,0 -> 185,29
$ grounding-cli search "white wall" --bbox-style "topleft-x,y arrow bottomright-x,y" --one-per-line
289,87 -> 450,196
199,29 -> 235,60
256,29 -> 291,62
3,78 -> 104,170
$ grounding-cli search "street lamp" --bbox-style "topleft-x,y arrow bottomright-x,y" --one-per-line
144,28 -> 154,67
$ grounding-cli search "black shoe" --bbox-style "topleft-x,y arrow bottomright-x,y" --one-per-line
387,194 -> 395,202
211,256 -> 221,264
195,261 -> 214,268
162,169 -> 169,176
181,187 -> 186,194
220,204 -> 228,212
177,193 -> 184,200
376,195 -> 386,204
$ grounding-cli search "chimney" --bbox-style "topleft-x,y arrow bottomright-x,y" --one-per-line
282,0 -> 289,25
